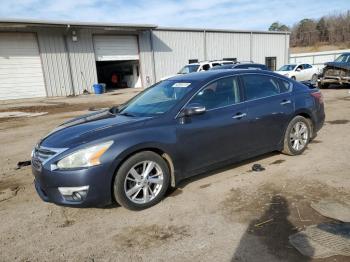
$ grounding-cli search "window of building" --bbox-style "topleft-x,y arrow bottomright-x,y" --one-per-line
188,59 -> 199,64
189,77 -> 240,110
265,57 -> 277,71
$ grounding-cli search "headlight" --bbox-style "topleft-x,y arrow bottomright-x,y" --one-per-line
56,141 -> 113,169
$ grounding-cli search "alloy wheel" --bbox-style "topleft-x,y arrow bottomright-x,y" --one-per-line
124,161 -> 164,204
290,121 -> 309,151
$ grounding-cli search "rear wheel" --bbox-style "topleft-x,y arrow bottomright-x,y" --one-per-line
113,151 -> 170,210
282,116 -> 312,155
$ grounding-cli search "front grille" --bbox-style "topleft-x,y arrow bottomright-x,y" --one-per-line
35,147 -> 56,161
33,145 -> 67,164
325,68 -> 347,77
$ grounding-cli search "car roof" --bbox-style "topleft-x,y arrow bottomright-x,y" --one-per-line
167,69 -> 282,82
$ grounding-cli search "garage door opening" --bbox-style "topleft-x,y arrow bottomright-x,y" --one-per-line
93,35 -> 142,90
96,60 -> 141,90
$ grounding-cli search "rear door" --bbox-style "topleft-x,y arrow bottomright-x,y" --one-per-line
240,73 -> 294,150
176,76 -> 251,173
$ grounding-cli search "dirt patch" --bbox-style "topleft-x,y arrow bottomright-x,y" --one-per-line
311,140 -> 322,144
326,120 -> 349,125
199,183 -> 211,189
228,181 -> 350,261
169,188 -> 183,197
114,224 -> 190,250
269,159 -> 286,165
220,179 -> 348,226
0,178 -> 23,192
58,219 -> 75,228
0,178 -> 22,202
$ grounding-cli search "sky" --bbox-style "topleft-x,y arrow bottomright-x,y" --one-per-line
0,0 -> 349,30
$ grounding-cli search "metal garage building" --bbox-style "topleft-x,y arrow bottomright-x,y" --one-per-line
0,19 -> 290,100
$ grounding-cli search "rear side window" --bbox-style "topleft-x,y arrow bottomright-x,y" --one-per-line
190,77 -> 240,110
241,74 -> 291,101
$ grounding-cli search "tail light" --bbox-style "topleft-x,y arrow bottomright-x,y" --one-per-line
311,91 -> 323,104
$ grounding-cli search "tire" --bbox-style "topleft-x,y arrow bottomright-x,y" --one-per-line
320,83 -> 329,89
291,76 -> 296,81
113,151 -> 170,210
282,116 -> 312,156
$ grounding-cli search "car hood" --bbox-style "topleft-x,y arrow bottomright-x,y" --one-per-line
40,109 -> 150,148
324,62 -> 350,70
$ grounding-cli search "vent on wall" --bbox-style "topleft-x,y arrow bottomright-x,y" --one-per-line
188,59 -> 199,64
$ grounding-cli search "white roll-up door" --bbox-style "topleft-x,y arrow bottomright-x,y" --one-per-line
0,33 -> 46,100
93,35 -> 139,61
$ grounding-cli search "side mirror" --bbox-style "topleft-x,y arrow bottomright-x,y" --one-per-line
296,68 -> 301,72
179,104 -> 206,117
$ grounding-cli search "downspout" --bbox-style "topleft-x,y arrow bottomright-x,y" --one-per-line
64,24 -> 76,96
250,31 -> 253,62
203,29 -> 207,60
149,29 -> 157,84
285,32 -> 289,65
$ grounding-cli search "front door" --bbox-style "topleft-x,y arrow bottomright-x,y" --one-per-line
176,76 -> 252,174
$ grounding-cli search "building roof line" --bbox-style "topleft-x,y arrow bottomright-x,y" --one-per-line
0,18 -> 290,34
0,18 -> 157,30
156,26 -> 290,35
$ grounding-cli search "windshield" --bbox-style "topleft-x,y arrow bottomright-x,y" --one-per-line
334,54 -> 350,63
178,64 -> 200,74
118,80 -> 195,117
278,64 -> 297,71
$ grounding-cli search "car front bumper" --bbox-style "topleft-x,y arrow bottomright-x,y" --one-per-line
320,76 -> 350,85
32,161 -> 114,207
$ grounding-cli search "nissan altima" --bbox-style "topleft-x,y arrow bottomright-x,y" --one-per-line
32,70 -> 325,210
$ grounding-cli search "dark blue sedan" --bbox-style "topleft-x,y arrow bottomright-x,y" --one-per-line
32,70 -> 325,210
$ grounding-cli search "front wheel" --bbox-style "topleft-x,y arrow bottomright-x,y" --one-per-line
113,151 -> 170,210
282,116 -> 312,155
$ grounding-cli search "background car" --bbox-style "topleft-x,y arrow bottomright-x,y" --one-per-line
319,52 -> 350,88
275,63 -> 319,82
160,60 -> 234,80
210,62 -> 269,70
32,70 -> 325,210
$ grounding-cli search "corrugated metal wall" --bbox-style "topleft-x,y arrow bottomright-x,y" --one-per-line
66,29 -> 97,95
138,30 -> 155,87
151,29 -> 289,82
37,29 -> 73,96
0,26 -> 290,98
206,32 -> 251,62
152,30 -> 205,81
251,33 -> 289,69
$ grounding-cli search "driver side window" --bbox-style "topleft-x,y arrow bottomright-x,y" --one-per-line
296,65 -> 303,71
189,77 -> 241,110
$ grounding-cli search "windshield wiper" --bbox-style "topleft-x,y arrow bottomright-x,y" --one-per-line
118,112 -> 136,117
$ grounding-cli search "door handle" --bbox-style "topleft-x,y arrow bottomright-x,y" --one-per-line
280,100 -> 291,105
232,113 -> 247,119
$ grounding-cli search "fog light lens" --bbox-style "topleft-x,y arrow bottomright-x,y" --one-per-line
58,186 -> 89,201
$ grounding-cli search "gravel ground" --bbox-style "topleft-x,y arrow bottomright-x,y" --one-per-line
0,88 -> 349,262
